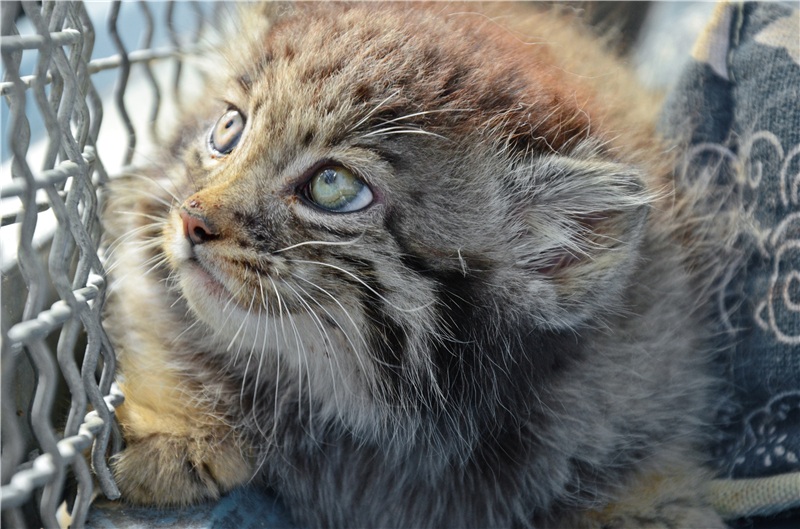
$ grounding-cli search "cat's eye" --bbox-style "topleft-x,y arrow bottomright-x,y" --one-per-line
305,166 -> 373,213
208,109 -> 245,156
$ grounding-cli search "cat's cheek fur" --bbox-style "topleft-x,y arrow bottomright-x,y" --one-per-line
165,239 -> 388,431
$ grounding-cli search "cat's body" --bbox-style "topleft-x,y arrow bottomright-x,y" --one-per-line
103,3 -> 727,528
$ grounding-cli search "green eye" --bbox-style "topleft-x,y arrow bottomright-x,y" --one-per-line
306,166 -> 373,212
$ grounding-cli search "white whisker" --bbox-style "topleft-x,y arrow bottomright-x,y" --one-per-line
272,234 -> 364,254
282,281 -> 348,417
279,280 -> 315,436
289,273 -> 398,375
229,288 -> 257,355
118,173 -> 182,207
360,127 -> 448,141
347,90 -> 401,132
123,171 -> 182,204
287,278 -> 381,421
287,259 -> 434,313
173,318 -> 202,344
374,108 -> 471,126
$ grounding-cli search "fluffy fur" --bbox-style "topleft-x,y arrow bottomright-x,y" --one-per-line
103,3 -> 728,527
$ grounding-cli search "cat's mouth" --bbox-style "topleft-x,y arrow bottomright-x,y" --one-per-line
166,212 -> 238,301
183,258 -> 230,299
166,211 -> 270,320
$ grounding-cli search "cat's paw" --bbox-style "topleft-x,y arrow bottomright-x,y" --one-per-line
567,503 -> 726,529
569,465 -> 728,529
111,432 -> 253,507
597,505 -> 727,529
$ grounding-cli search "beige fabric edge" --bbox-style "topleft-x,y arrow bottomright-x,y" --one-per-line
710,472 -> 800,519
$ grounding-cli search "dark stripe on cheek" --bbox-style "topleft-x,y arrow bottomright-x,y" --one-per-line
383,209 -> 419,268
337,255 -> 407,394
382,208 -> 444,280
369,146 -> 409,172
361,289 -> 407,391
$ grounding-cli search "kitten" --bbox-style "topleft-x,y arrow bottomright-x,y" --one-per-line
102,2 -> 728,528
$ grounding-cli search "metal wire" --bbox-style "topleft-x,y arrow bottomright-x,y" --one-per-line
1,2 -> 214,527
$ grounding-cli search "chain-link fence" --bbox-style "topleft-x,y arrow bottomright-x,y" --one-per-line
1,2 -> 217,527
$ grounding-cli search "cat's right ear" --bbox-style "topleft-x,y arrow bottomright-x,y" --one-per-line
511,151 -> 655,329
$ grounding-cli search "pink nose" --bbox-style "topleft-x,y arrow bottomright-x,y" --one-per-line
180,209 -> 217,245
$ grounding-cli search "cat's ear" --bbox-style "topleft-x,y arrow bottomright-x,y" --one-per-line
512,153 -> 654,329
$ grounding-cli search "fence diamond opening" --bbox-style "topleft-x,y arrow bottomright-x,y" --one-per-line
1,2 -> 217,527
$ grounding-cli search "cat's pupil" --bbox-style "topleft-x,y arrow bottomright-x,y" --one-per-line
323,169 -> 337,185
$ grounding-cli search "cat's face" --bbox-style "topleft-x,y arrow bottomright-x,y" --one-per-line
152,3 -> 652,434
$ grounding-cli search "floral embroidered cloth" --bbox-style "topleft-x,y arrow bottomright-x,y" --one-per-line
660,0 -> 800,523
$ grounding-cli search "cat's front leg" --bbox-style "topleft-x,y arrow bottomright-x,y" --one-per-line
573,504 -> 725,529
110,379 -> 254,507
561,460 -> 726,529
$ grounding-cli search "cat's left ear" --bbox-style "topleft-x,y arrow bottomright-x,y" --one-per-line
512,152 -> 654,328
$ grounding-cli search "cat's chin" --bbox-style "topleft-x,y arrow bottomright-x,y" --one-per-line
181,260 -> 230,300
171,256 -> 275,356
175,262 -> 229,323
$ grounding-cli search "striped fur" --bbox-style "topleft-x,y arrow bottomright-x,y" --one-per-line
103,3 -> 728,528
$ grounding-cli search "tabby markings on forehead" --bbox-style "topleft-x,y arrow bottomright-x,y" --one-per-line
237,72 -> 253,93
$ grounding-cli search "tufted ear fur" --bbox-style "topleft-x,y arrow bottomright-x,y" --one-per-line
508,149 -> 654,330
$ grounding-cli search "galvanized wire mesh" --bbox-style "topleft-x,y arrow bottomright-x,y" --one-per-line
1,2 -> 215,527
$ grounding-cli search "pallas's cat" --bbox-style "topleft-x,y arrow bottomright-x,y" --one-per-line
103,3 -> 726,528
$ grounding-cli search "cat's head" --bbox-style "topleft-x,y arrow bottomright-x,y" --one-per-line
149,3 -> 655,439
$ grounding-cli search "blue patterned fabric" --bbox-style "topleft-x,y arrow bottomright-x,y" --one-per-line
86,486 -> 296,529
660,0 -> 800,522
